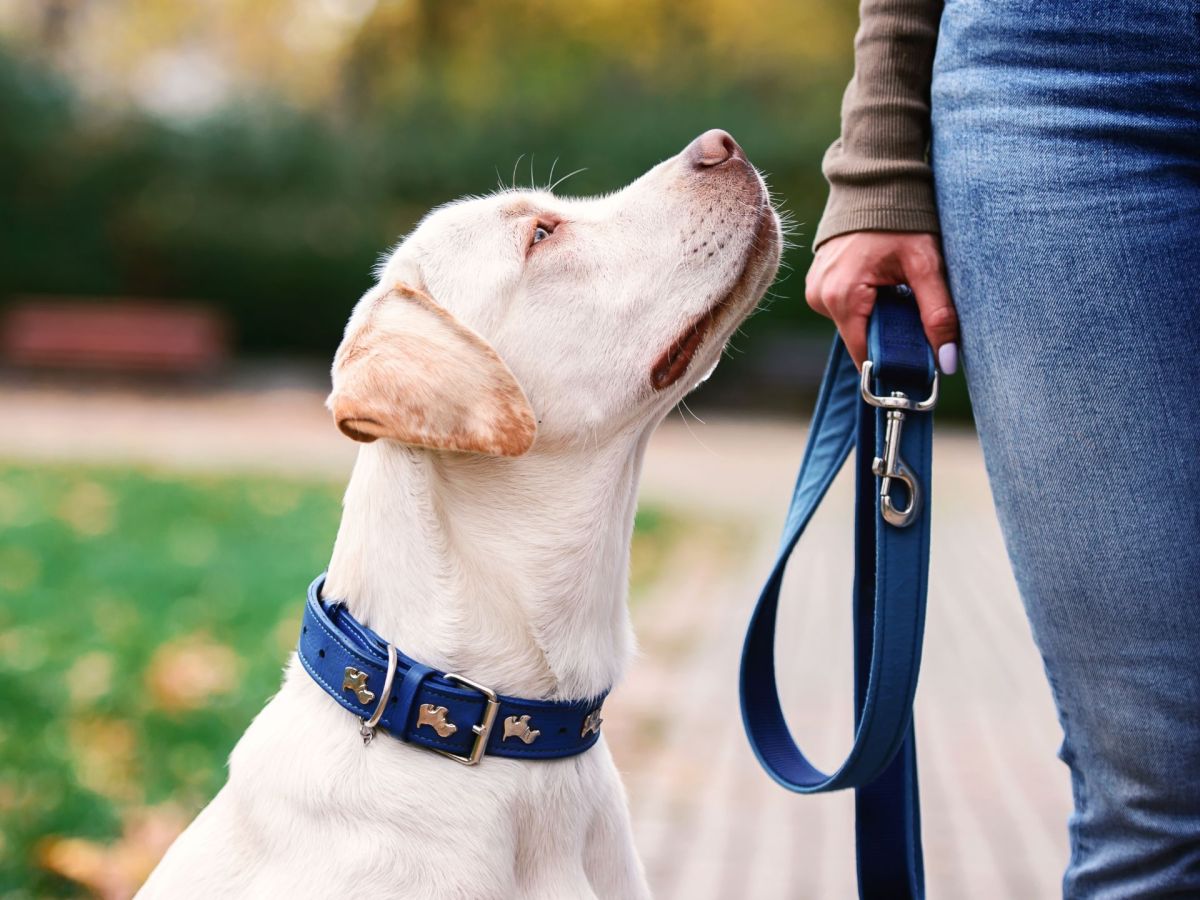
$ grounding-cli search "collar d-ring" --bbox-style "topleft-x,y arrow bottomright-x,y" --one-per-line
360,643 -> 398,745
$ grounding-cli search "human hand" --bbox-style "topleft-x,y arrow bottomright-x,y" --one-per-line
805,231 -> 959,373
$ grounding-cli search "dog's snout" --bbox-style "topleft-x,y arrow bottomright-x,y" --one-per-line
688,129 -> 743,168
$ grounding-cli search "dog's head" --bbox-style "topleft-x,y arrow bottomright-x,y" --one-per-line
327,129 -> 781,455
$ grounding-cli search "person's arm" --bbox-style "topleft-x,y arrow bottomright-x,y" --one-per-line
815,0 -> 943,247
805,0 -> 959,372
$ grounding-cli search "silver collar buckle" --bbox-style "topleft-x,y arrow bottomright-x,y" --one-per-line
433,673 -> 500,766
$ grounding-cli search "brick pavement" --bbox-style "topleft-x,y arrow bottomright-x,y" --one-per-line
621,416 -> 1072,899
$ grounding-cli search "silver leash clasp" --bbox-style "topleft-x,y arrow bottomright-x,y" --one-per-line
860,361 -> 938,529
873,405 -> 921,527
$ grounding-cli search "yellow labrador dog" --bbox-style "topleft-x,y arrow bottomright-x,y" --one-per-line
139,129 -> 780,899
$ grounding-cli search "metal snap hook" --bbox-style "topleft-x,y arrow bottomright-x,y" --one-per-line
872,430 -> 921,527
870,401 -> 922,528
860,362 -> 937,529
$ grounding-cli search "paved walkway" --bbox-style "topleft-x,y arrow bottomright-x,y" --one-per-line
2,385 -> 1072,897
623,415 -> 1071,899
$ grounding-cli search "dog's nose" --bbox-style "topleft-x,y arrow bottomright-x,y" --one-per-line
688,129 -> 744,168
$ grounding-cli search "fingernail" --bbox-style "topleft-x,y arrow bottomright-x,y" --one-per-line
938,342 -> 959,375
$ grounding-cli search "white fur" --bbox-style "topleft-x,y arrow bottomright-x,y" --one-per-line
139,133 -> 780,899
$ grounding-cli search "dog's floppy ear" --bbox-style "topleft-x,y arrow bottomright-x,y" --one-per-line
326,282 -> 536,456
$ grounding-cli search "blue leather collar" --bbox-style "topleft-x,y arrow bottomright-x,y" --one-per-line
298,574 -> 607,764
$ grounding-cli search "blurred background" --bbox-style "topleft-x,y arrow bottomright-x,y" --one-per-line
0,2 -> 1067,898
0,0 -> 863,406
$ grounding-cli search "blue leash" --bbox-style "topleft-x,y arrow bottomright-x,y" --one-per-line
739,287 -> 936,898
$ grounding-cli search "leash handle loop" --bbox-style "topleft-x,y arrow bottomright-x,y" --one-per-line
738,286 -> 934,899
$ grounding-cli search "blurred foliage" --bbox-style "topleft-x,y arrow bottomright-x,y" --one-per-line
0,462 -> 675,896
0,0 -> 975,417
0,0 -> 858,358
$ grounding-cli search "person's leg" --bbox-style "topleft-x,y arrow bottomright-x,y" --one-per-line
931,1 -> 1200,895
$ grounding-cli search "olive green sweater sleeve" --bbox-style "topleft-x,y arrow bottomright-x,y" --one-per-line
813,0 -> 944,249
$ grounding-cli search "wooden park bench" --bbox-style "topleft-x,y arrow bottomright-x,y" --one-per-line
0,297 -> 230,374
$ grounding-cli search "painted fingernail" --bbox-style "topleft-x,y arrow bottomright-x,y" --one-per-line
938,342 -> 959,375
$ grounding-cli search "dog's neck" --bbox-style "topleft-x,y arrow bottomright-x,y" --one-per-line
323,430 -> 652,702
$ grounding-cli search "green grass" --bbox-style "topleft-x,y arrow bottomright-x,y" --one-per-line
0,463 -> 673,897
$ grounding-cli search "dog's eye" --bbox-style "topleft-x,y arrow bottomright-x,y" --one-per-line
530,221 -> 556,246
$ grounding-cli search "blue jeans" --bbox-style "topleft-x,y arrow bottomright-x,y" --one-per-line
931,1 -> 1200,895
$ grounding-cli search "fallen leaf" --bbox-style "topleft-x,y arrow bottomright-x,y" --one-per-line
57,481 -> 114,537
68,717 -> 138,804
38,804 -> 188,900
67,651 -> 115,706
144,634 -> 241,712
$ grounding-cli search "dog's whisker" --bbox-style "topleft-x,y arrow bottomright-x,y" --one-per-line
548,167 -> 587,194
511,154 -> 526,192
679,398 -> 706,425
675,401 -> 726,459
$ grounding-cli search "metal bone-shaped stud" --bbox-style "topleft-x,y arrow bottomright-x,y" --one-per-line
417,704 -> 458,737
581,708 -> 603,737
342,667 -> 375,705
502,715 -> 541,744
